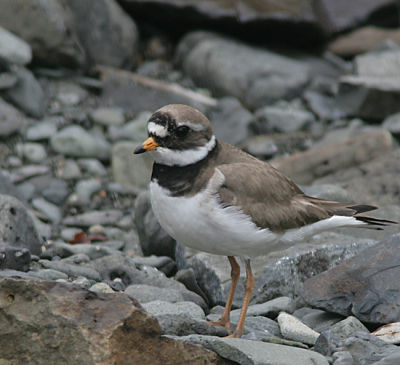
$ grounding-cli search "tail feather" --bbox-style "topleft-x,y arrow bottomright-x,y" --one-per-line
355,214 -> 398,229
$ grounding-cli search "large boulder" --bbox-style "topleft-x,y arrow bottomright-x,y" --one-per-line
0,278 -> 227,364
303,234 -> 400,324
175,31 -> 310,110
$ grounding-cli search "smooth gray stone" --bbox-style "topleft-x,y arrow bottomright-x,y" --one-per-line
77,159 -> 107,176
172,334 -> 329,365
29,269 -> 68,281
0,26 -> 31,65
206,97 -> 253,145
0,97 -> 28,137
0,72 -> 17,90
31,197 -> 62,224
176,31 -> 310,109
42,179 -> 69,205
293,307 -> 343,333
108,111 -> 151,142
25,118 -> 59,141
355,48 -> 400,78
74,178 -> 102,204
38,259 -> 101,281
142,300 -> 205,320
50,125 -> 111,160
22,143 -> 47,163
5,66 -> 46,118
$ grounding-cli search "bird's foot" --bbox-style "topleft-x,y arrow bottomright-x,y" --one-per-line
226,329 -> 243,338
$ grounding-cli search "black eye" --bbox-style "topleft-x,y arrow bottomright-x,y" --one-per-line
176,125 -> 189,137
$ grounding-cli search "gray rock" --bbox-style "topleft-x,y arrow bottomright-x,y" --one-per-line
72,276 -> 93,289
176,31 -> 310,109
241,316 -> 281,338
174,334 -> 329,365
67,0 -> 138,69
277,312 -> 320,345
74,178 -> 102,204
293,307 -> 343,333
28,269 -> 68,281
89,282 -> 114,294
334,332 -> 400,365
252,100 -> 316,134
382,112 -> 400,136
25,117 -> 59,141
253,240 -> 377,306
5,66 -> 46,118
11,165 -> 51,184
57,159 -> 82,180
0,71 -> 17,90
315,316 -> 371,356
22,143 -> 47,163
206,97 -> 253,145
112,141 -> 152,193
372,322 -> 400,345
303,89 -> 344,121
335,75 -> 400,120
142,300 -> 205,320
0,97 -> 29,137
0,170 -> 26,202
90,107 -> 125,126
0,0 -> 85,67
304,234 -> 400,324
63,210 -> 123,227
0,26 -> 32,65
125,284 -> 207,311
42,179 -> 69,205
38,259 -> 101,281
54,81 -> 88,106
31,197 -> 62,224
51,125 -> 111,160
108,111 -> 151,142
0,194 -> 42,255
0,243 -> 31,271
77,159 -> 106,176
355,48 -> 400,78
134,191 -> 177,259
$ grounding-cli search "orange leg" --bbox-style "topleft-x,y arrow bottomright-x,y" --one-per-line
206,256 -> 240,333
228,259 -> 254,338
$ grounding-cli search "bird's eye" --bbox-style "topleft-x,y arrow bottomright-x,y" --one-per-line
176,125 -> 190,137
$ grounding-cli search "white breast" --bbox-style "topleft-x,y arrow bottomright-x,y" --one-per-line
149,175 -> 280,257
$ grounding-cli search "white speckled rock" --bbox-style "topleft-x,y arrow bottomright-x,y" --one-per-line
89,282 -> 114,294
278,312 -> 320,345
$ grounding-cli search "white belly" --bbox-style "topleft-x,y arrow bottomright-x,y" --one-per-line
149,180 -> 280,257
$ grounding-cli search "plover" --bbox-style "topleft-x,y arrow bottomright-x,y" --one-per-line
134,104 -> 396,338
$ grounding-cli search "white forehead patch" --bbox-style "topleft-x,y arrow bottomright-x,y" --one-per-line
148,121 -> 169,138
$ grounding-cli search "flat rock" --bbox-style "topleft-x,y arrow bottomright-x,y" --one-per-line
0,194 -> 42,255
38,259 -> 101,281
50,125 -> 111,160
0,278 -> 225,364
0,26 -> 31,65
335,75 -> 400,120
176,32 -> 310,110
355,48 -> 400,78
25,117 -> 59,141
303,234 -> 400,324
174,334 -> 329,365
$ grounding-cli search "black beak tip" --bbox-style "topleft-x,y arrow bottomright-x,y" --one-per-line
134,145 -> 146,154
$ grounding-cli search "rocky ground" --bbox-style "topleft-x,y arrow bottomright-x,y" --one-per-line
1,1 -> 400,364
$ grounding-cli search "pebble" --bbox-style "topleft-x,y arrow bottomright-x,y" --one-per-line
108,111 -> 151,142
22,143 -> 47,163
25,118 -> 59,141
31,197 -> 62,224
142,300 -> 205,321
74,178 -> 102,204
56,159 -> 82,180
0,72 -> 17,89
11,165 -> 50,184
89,282 -> 114,294
63,210 -> 123,227
90,107 -> 125,126
55,81 -> 88,106
0,26 -> 32,65
77,158 -> 107,176
50,125 -> 111,160
277,312 -> 320,345
372,322 -> 400,344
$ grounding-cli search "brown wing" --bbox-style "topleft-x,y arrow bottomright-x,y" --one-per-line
215,163 -> 380,232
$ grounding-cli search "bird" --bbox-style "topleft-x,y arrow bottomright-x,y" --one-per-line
134,104 -> 397,338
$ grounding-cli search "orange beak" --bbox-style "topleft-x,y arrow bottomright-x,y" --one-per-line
134,136 -> 159,154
